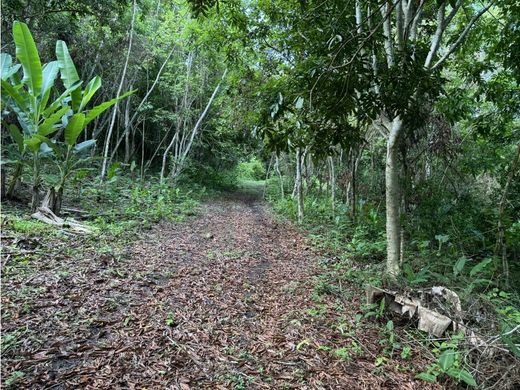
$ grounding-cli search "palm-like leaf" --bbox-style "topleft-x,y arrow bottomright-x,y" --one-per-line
79,76 -> 102,112
38,106 -> 70,136
1,79 -> 28,111
64,113 -> 86,146
8,124 -> 24,153
56,40 -> 82,111
84,89 -> 136,126
13,21 -> 42,95
1,54 -> 21,81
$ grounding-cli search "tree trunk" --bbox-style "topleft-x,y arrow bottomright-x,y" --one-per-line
328,156 -> 335,217
100,0 -> 137,179
30,154 -> 42,212
124,91 -> 132,164
385,116 -> 403,279
263,154 -> 274,199
351,150 -> 357,220
275,153 -> 284,198
7,161 -> 23,199
53,187 -> 64,215
296,147 -> 304,223
1,166 -> 6,201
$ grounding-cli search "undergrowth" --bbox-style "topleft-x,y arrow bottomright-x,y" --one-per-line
265,177 -> 520,388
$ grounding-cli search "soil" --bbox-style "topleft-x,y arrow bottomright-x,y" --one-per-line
1,188 -> 440,389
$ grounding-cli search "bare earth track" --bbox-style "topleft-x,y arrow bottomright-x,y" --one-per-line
2,189 -> 439,389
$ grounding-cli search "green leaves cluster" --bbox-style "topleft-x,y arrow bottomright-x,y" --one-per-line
416,348 -> 477,387
1,21 -> 134,212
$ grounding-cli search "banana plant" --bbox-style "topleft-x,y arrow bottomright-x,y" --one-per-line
46,40 -> 134,214
48,115 -> 97,214
1,21 -> 72,209
1,21 -> 134,212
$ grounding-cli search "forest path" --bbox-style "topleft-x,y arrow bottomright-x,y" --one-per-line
2,187 -> 437,389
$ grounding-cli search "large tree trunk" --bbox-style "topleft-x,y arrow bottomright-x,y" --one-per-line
385,116 -> 403,279
296,147 -> 304,223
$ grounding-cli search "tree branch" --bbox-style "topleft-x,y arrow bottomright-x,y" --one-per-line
431,1 -> 494,70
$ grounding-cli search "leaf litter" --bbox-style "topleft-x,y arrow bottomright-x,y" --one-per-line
1,190 -> 441,389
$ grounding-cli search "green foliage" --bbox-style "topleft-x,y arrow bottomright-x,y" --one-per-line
1,21 -> 133,212
178,160 -> 238,192
235,157 -> 266,181
417,343 -> 477,387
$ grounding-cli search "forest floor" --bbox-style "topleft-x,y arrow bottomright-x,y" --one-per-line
1,187 -> 440,389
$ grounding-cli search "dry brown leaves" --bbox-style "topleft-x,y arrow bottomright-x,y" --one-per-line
2,191 -> 441,389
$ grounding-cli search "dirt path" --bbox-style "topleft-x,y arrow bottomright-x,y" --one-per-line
2,189 -> 437,389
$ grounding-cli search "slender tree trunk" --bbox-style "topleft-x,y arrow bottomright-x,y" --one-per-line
275,153 -> 284,198
124,90 -> 132,163
100,0 -> 137,179
385,116 -> 403,279
296,147 -> 304,223
263,154 -> 274,199
0,166 -> 5,201
172,68 -> 227,181
110,44 -> 176,163
140,119 -> 145,183
328,156 -> 335,217
351,150 -> 357,220
160,129 -> 180,183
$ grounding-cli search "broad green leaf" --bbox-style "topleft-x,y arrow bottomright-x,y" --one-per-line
1,79 -> 28,111
457,370 -> 477,387
39,61 -> 60,115
39,142 -> 55,156
40,61 -> 59,96
74,139 -> 96,152
25,134 -> 49,153
1,53 -> 12,78
469,258 -> 492,277
42,80 -> 82,117
64,113 -> 86,146
453,256 -> 467,276
446,368 -> 477,387
84,89 -> 136,126
9,103 -> 37,135
1,54 -> 21,80
8,124 -> 24,152
13,21 -> 42,95
415,372 -> 437,383
55,40 -> 79,88
38,105 -> 69,136
438,349 -> 455,370
79,76 -> 102,112
56,40 -> 81,110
